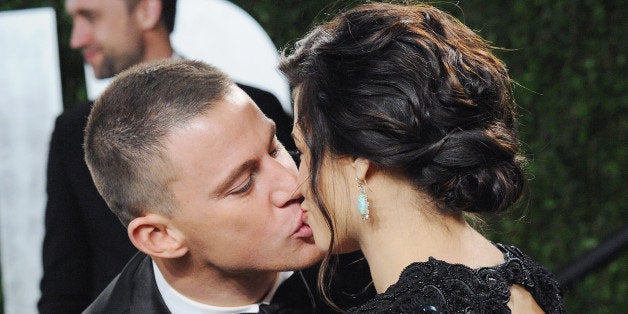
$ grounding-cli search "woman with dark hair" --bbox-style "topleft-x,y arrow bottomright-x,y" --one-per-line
280,2 -> 564,313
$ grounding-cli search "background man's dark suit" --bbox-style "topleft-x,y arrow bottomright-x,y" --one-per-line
39,84 -> 296,313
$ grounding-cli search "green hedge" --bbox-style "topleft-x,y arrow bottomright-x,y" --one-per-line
2,0 -> 625,312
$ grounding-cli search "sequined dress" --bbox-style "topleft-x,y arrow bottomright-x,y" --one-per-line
348,243 -> 564,313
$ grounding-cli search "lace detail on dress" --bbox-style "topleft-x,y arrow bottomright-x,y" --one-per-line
348,243 -> 564,313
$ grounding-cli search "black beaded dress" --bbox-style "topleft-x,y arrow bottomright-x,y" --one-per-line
348,243 -> 564,313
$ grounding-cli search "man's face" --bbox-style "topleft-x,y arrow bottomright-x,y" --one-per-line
164,85 -> 323,272
65,0 -> 144,78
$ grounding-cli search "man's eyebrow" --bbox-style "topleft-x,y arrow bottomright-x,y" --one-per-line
71,9 -> 95,18
213,159 -> 257,197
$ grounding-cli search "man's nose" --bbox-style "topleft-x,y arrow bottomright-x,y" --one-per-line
268,157 -> 301,208
69,20 -> 91,50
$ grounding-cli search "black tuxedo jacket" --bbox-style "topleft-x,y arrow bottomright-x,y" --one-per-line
38,84 -> 296,313
83,252 -> 317,313
83,251 -> 375,314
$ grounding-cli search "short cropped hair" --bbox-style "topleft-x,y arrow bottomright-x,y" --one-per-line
85,60 -> 232,226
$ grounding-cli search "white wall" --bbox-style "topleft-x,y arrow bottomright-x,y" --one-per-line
0,7 -> 63,314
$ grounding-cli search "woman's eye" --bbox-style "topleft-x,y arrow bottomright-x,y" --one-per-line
288,149 -> 302,165
231,175 -> 255,195
288,150 -> 302,158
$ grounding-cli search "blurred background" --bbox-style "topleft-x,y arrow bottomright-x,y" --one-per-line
1,0 -> 626,313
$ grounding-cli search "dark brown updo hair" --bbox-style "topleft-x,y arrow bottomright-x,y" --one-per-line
281,2 -> 524,216
280,2 -> 525,305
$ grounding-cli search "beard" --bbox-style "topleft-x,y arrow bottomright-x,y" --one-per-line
93,42 -> 144,79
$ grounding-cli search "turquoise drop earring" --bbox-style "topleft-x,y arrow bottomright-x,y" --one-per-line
356,178 -> 370,220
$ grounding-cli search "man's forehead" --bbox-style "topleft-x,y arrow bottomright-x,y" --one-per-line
203,96 -> 275,141
165,92 -> 273,161
221,85 -> 257,112
65,0 -> 92,12
65,0 -> 125,13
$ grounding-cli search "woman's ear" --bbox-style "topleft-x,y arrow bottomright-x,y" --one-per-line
133,0 -> 163,31
352,157 -> 371,181
127,213 -> 188,259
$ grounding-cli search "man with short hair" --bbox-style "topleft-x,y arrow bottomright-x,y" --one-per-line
83,59 -> 323,312
39,1 -> 294,312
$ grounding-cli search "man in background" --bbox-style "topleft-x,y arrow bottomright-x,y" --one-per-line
39,0 -> 293,312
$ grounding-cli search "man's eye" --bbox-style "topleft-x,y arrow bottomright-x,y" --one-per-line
270,148 -> 279,158
231,175 -> 255,195
82,12 -> 97,23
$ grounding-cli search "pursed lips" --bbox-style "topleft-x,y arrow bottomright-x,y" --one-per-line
291,207 -> 313,238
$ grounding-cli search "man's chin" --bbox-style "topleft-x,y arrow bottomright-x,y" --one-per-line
282,245 -> 325,271
93,69 -> 116,80
87,62 -> 117,80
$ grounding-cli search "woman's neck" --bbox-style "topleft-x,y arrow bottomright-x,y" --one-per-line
356,181 -> 503,293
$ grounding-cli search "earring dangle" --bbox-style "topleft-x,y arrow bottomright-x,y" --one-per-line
356,178 -> 370,220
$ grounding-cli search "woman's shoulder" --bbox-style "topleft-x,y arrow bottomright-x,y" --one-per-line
492,243 -> 565,312
348,243 -> 564,313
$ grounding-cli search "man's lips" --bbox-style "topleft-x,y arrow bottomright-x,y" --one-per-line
293,223 -> 313,238
82,48 -> 99,64
292,211 -> 313,238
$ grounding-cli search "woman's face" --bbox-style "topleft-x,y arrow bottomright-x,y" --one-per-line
292,101 -> 361,253
291,125 -> 331,251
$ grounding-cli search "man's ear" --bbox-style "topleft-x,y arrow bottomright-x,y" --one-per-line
133,0 -> 163,31
128,213 -> 188,258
